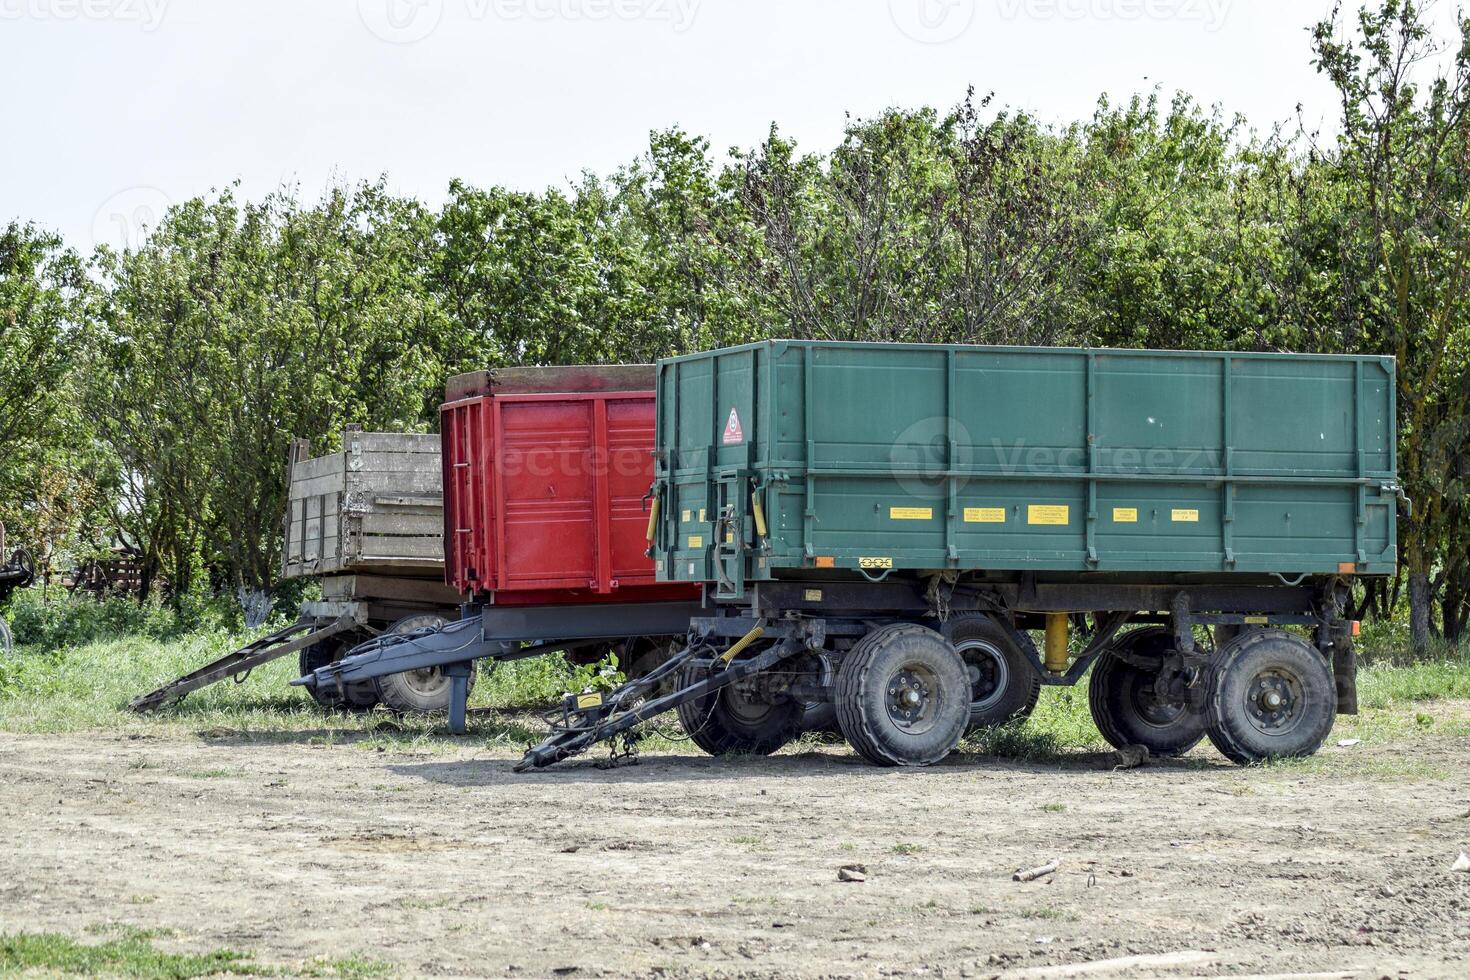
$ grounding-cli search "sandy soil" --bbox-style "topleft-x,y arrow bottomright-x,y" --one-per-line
2,722 -> 1469,979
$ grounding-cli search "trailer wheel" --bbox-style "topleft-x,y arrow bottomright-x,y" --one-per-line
1205,630 -> 1336,765
299,633 -> 379,711
674,658 -> 804,757
944,616 -> 1042,731
374,614 -> 474,714
836,624 -> 969,767
1088,627 -> 1206,757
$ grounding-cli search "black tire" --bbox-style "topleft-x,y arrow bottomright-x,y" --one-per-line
1088,627 -> 1207,758
299,633 -> 379,711
943,616 -> 1042,731
674,657 -> 804,757
1205,630 -> 1337,765
628,647 -> 676,695
1213,624 -> 1266,648
835,624 -> 970,768
373,614 -> 475,714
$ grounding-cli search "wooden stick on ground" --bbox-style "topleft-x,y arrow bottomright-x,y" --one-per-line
1013,858 -> 1062,882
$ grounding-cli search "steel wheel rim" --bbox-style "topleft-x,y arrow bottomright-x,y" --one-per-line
886,662 -> 941,734
722,677 -> 778,726
956,640 -> 1008,712
1127,669 -> 1189,730
400,666 -> 450,698
1244,667 -> 1306,737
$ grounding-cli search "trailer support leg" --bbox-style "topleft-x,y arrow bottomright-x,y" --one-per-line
446,662 -> 473,735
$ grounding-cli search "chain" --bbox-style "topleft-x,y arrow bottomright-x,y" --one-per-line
596,730 -> 641,770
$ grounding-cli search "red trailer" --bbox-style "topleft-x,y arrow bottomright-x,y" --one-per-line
296,368 -> 704,730
440,367 -> 695,608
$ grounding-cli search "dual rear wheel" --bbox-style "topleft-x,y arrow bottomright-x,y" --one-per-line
675,618 -> 1339,768
678,619 -> 1040,767
1089,627 -> 1337,763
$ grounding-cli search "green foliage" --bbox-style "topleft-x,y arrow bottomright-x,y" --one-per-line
90,182 -> 445,599
476,653 -> 581,709
0,223 -> 108,566
2,588 -> 239,651
566,650 -> 626,695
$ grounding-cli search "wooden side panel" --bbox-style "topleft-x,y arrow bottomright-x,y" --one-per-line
283,430 -> 445,579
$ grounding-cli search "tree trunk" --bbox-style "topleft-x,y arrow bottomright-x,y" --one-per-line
1444,579 -> 1467,645
1409,571 -> 1433,655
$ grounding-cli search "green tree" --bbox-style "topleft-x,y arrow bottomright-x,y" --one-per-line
0,223 -> 102,569
1310,0 -> 1470,650
93,183 -> 446,606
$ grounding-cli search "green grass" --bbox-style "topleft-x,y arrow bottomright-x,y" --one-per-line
0,928 -> 256,978
0,927 -> 393,978
1357,657 -> 1470,708
0,628 -> 585,748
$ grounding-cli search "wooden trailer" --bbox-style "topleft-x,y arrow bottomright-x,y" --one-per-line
130,428 -> 465,714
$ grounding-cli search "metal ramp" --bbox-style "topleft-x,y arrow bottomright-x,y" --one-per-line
129,615 -> 358,713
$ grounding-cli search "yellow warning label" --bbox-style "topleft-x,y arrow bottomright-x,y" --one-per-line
725,531 -> 735,544
1113,508 -> 1139,524
687,536 -> 704,549
1028,505 -> 1071,526
1172,509 -> 1200,523
890,507 -> 934,521
698,509 -> 707,522
576,693 -> 603,710
1244,616 -> 1269,625
859,557 -> 894,570
965,507 -> 1007,524
681,509 -> 692,523
803,589 -> 823,602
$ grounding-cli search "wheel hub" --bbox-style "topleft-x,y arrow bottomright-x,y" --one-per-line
886,666 -> 939,732
1245,668 -> 1304,736
403,667 -> 448,696
723,677 -> 778,725
1130,670 -> 1191,728
956,640 -> 1009,710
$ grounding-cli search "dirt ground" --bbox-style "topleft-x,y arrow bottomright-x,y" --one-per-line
3,720 -> 1470,980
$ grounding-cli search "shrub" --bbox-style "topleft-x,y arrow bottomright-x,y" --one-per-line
0,589 -> 240,653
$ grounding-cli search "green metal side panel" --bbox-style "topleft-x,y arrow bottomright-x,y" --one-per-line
652,341 -> 1399,590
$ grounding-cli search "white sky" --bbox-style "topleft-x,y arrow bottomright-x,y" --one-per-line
2,0 -> 1462,253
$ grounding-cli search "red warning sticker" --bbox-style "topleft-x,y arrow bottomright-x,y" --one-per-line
722,407 -> 745,445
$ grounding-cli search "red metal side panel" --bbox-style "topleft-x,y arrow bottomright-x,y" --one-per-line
441,389 -> 697,605
606,397 -> 662,586
498,397 -> 599,591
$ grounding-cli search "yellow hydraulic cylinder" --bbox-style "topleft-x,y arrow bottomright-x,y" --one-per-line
751,491 -> 769,538
1045,614 -> 1071,675
645,496 -> 661,544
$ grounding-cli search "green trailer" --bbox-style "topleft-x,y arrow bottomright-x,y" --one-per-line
516,341 -> 1403,772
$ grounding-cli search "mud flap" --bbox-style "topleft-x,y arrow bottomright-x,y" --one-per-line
1332,631 -> 1359,716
